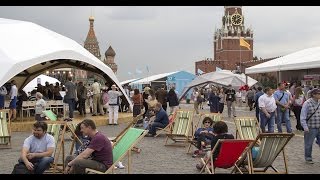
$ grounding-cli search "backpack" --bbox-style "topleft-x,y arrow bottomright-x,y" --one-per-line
11,162 -> 34,174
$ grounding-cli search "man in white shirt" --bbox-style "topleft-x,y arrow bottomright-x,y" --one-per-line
258,87 -> 277,133
18,121 -> 55,174
9,80 -> 18,121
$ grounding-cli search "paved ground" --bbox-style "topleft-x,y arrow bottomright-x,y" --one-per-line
1,103 -> 319,174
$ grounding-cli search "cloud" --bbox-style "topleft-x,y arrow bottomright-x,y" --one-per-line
1,6 -> 320,81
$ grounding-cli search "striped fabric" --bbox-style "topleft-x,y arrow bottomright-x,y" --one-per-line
172,110 -> 193,136
253,134 -> 291,168
47,124 -> 61,155
234,117 -> 260,140
0,111 -> 10,145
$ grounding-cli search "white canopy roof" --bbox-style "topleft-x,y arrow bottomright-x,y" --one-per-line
178,70 -> 257,101
0,18 -> 132,107
120,78 -> 141,86
23,74 -> 60,93
246,46 -> 320,74
129,71 -> 178,85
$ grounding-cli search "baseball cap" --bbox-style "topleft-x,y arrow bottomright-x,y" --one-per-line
311,88 -> 320,95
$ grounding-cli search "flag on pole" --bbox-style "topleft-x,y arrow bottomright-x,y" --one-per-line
239,37 -> 251,50
146,65 -> 149,73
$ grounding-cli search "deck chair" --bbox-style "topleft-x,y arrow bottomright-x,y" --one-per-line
236,133 -> 295,174
234,117 -> 261,140
43,110 -> 58,121
66,122 -> 83,155
86,128 -> 148,174
154,112 -> 177,137
46,122 -> 67,173
164,110 -> 194,146
0,109 -> 11,149
200,139 -> 253,174
186,113 -> 222,154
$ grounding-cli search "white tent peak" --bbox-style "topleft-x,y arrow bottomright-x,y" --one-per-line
0,17 -> 132,108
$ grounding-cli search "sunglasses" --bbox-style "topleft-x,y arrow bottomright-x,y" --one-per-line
204,122 -> 211,124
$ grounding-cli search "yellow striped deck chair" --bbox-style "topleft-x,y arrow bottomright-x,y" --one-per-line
164,110 -> 194,146
186,113 -> 222,154
0,109 -> 11,149
46,122 -> 67,173
86,128 -> 148,174
234,117 -> 261,140
236,133 -> 294,174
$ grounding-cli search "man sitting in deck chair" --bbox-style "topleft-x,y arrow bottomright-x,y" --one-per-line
15,121 -> 55,174
64,119 -> 113,174
145,102 -> 169,137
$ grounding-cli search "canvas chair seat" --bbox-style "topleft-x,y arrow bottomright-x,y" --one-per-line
86,128 -> 148,174
45,122 -> 67,173
165,110 -> 194,146
0,109 -> 11,148
43,110 -> 58,121
200,139 -> 253,174
236,133 -> 294,174
234,117 -> 261,140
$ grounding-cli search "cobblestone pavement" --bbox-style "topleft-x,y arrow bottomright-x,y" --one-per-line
1,103 -> 319,174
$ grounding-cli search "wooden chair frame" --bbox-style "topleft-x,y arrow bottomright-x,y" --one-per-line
0,109 -> 11,149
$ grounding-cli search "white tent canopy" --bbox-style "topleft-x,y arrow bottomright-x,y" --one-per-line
0,18 -> 132,107
129,71 -> 178,85
120,78 -> 141,86
23,74 -> 60,93
245,46 -> 320,74
178,70 -> 257,101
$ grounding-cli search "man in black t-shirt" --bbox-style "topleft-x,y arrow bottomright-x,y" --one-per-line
224,84 -> 236,118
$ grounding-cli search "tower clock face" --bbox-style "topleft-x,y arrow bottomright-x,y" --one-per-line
231,14 -> 243,25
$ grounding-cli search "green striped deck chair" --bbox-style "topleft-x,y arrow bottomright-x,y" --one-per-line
186,113 -> 222,154
165,110 -> 194,146
46,123 -> 67,173
236,133 -> 294,174
0,109 -> 11,148
86,128 -> 148,174
43,110 -> 57,121
234,117 -> 261,140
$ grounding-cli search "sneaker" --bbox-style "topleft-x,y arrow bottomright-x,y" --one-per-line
116,162 -> 125,169
145,133 -> 155,137
306,160 -> 314,164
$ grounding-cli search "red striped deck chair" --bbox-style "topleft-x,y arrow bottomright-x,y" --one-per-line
200,139 -> 253,174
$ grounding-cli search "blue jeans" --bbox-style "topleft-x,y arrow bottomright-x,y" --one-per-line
19,156 -> 54,174
304,128 -> 320,161
276,108 -> 292,133
259,111 -> 275,133
148,122 -> 167,135
66,98 -> 76,118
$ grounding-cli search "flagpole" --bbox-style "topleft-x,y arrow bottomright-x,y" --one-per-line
239,38 -> 243,87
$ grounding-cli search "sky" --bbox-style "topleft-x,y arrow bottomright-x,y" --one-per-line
0,6 -> 320,81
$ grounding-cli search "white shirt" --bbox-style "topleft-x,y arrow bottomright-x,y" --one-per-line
10,85 -> 17,99
258,93 -> 277,113
23,133 -> 55,154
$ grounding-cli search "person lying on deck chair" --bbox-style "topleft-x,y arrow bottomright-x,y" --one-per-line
196,121 -> 234,170
145,102 -> 169,137
64,119 -> 113,174
192,117 -> 214,158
